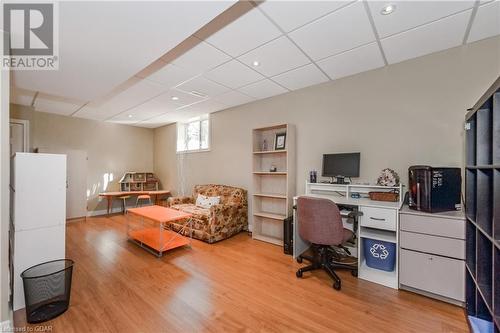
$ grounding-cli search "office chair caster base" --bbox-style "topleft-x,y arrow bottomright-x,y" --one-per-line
351,270 -> 358,277
296,257 -> 303,264
333,280 -> 341,290
296,270 -> 303,278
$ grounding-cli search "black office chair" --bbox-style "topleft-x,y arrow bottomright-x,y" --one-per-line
295,196 -> 358,290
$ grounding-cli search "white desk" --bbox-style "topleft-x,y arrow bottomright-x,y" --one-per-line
293,182 -> 403,289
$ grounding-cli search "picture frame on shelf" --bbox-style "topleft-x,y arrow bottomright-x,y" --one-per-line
274,132 -> 286,150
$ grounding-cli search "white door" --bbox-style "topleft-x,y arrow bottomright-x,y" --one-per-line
9,119 -> 29,157
40,148 -> 88,219
65,150 -> 88,219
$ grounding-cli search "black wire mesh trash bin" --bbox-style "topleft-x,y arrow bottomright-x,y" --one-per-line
21,259 -> 74,323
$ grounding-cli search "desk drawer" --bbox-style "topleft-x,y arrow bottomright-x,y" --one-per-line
400,231 -> 465,259
400,249 -> 464,301
400,213 -> 465,239
360,207 -> 397,231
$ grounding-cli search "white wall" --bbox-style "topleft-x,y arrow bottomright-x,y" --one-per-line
154,36 -> 500,227
10,105 -> 155,214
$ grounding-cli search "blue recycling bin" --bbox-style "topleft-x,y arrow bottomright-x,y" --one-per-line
363,238 -> 396,272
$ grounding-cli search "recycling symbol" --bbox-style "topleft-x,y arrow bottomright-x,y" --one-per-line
370,243 -> 389,260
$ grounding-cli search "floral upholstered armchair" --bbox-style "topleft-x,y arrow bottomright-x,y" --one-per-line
167,184 -> 248,243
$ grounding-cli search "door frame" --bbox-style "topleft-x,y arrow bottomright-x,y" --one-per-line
9,118 -> 29,153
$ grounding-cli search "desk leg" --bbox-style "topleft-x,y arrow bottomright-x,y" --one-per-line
107,197 -> 112,215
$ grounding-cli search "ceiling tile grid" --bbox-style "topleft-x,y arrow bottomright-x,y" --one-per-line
467,0 -> 500,43
271,63 -> 329,91
204,60 -> 265,89
10,0 -> 500,128
238,36 -> 311,77
381,10 -> 473,65
287,1 -> 376,61
316,42 -> 385,80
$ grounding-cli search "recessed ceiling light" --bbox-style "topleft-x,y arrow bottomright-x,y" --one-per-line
128,114 -> 133,118
171,96 -> 179,101
381,4 -> 396,15
253,60 -> 260,67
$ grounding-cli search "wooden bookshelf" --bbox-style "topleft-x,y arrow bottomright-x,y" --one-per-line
464,76 -> 500,331
251,124 -> 295,246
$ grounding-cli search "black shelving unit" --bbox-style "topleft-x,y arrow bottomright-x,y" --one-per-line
465,76 -> 500,332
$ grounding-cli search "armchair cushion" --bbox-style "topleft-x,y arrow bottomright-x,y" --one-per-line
167,195 -> 194,206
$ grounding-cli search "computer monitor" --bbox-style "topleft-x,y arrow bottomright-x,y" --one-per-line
322,153 -> 360,179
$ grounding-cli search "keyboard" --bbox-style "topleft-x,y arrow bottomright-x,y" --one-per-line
340,209 -> 352,216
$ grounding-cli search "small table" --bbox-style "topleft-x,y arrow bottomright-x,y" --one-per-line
126,205 -> 192,257
99,190 -> 171,214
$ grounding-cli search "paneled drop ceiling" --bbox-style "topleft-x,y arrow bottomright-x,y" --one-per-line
10,0 -> 500,128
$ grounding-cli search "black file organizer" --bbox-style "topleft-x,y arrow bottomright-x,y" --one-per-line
464,76 -> 500,332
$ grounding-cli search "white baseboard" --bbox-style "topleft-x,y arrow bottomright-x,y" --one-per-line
1,319 -> 13,332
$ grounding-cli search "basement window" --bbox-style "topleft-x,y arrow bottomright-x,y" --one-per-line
176,115 -> 210,153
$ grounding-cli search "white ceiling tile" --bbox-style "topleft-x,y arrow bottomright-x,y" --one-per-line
145,63 -> 198,88
214,90 -> 255,108
138,113 -> 178,127
118,89 -> 205,122
288,1 -> 375,61
173,40 -> 231,74
316,43 -> 384,80
468,0 -> 500,43
369,1 -> 474,38
204,8 -> 282,57
382,10 -> 472,65
205,60 -> 264,89
10,88 -> 36,106
272,63 -> 329,90
13,1 -> 235,101
176,76 -> 231,97
238,80 -> 288,99
260,1 -> 352,32
178,99 -> 228,113
238,36 -> 310,77
73,79 -> 168,120
33,94 -> 84,116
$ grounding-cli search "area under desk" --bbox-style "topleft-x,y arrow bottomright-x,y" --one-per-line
293,182 -> 404,289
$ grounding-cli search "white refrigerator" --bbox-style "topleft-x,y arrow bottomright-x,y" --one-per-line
10,153 -> 67,311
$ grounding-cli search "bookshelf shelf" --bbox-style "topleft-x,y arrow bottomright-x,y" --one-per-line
464,76 -> 499,331
252,124 -> 295,246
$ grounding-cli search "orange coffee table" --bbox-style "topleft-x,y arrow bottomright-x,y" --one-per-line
126,205 -> 192,257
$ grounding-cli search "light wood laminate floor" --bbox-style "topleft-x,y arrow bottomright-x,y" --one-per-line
14,215 -> 468,332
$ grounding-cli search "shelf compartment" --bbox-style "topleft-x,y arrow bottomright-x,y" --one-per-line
493,92 -> 500,164
466,113 -> 477,166
477,169 -> 493,236
253,196 -> 287,217
466,169 -> 477,221
494,247 -> 499,326
495,169 -> 500,243
477,231 -> 493,310
466,268 -> 477,315
252,124 -> 287,152
477,104 -> 493,166
359,227 -> 396,243
253,152 -> 287,174
253,216 -> 283,246
476,288 -> 493,322
466,220 -> 477,278
253,174 -> 287,196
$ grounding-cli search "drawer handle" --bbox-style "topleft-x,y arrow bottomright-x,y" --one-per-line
369,217 -> 386,221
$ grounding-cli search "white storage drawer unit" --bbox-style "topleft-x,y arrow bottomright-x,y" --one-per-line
399,207 -> 465,305
400,249 -> 465,301
360,206 -> 397,231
